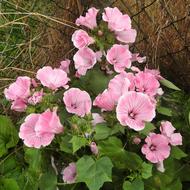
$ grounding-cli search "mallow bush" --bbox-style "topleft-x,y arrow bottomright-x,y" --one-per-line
1,7 -> 190,190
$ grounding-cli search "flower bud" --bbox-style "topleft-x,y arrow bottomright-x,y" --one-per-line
90,142 -> 98,155
98,30 -> 103,36
133,137 -> 141,145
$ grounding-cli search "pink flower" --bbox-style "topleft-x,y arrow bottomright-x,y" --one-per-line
19,110 -> 63,148
28,90 -> 43,105
102,7 -> 131,31
102,7 -> 137,43
116,92 -> 156,131
144,68 -> 163,80
91,113 -> 105,126
115,29 -> 137,43
108,72 -> 131,102
60,59 -> 71,73
73,47 -> 97,76
19,114 -> 53,148
4,76 -> 31,101
36,66 -> 70,90
90,142 -> 98,155
160,121 -> 182,146
63,88 -> 92,117
62,163 -> 76,184
141,133 -> 170,163
11,99 -> 27,112
72,30 -> 94,49
93,89 -> 115,111
75,7 -> 99,29
106,44 -> 132,72
134,71 -> 160,97
35,109 -> 63,135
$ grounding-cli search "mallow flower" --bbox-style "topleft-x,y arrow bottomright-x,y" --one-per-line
4,76 -> 31,101
102,7 -> 132,31
106,44 -> 132,72
102,7 -> 137,43
63,88 -> 92,117
75,7 -> 99,29
108,72 -> 131,102
116,91 -> 156,131
134,71 -> 160,97
160,121 -> 182,146
93,89 -> 115,111
36,66 -> 70,90
72,29 -> 94,49
11,98 -> 27,112
73,47 -> 97,76
62,163 -> 77,184
141,133 -> 171,163
19,109 -> 63,148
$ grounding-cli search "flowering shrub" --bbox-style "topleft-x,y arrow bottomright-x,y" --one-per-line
1,7 -> 190,190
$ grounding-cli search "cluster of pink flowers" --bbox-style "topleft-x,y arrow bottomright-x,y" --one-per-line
71,7 -> 143,77
94,69 -> 162,131
4,65 -> 70,112
4,76 -> 44,112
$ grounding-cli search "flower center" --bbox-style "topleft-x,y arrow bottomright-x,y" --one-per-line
128,111 -> 136,119
150,144 -> 157,151
112,58 -> 117,64
71,103 -> 77,109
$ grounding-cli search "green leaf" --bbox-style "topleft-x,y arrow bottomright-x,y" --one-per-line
0,115 -> 19,157
84,69 -> 112,95
140,123 -> 156,136
157,106 -> 172,116
98,136 -> 125,168
76,156 -> 113,190
70,136 -> 88,153
98,137 -> 143,169
124,152 -> 143,170
188,112 -> 190,125
110,124 -> 125,135
170,147 -> 187,160
0,178 -> 20,190
162,178 -> 182,190
39,171 -> 57,190
123,179 -> 144,190
141,162 -> 153,179
94,124 -> 125,140
24,148 -> 42,176
94,124 -> 112,140
160,79 -> 181,91
59,134 -> 73,154
123,181 -> 132,190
